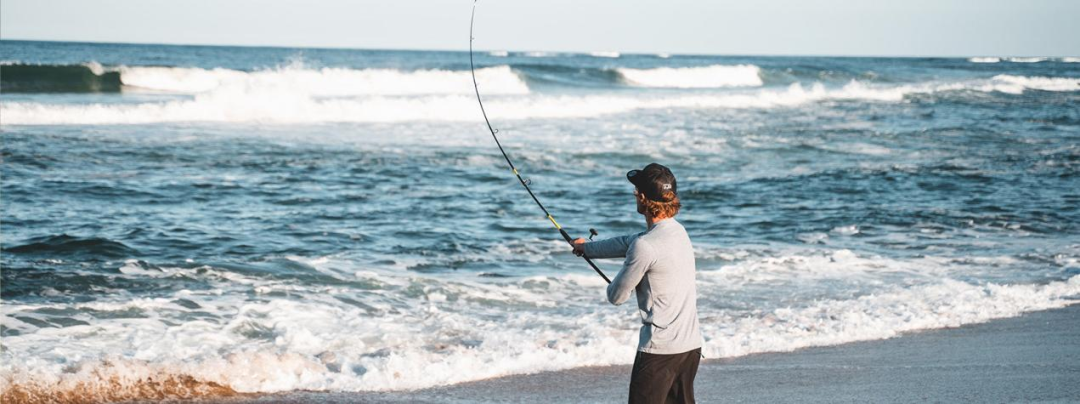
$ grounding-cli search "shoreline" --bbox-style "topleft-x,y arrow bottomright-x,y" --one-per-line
220,303 -> 1080,403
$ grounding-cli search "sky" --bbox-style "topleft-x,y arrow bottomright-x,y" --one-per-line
1,0 -> 1078,57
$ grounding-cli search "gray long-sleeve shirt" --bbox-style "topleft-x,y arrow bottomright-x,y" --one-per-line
583,218 -> 703,354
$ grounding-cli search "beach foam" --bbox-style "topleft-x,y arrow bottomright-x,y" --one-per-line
3,246 -> 1079,402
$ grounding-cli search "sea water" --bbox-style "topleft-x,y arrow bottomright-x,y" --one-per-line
1,40 -> 1079,400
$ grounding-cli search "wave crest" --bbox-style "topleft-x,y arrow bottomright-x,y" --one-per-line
3,76 -> 1077,125
4,234 -> 137,259
0,63 -> 121,93
119,64 -> 528,96
617,64 -> 763,88
0,63 -> 529,96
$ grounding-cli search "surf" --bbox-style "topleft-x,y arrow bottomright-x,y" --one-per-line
4,76 -> 1077,125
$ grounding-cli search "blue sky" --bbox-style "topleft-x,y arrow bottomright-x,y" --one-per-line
2,0 -> 1077,57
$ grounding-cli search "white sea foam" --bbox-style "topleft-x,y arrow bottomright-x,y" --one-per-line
3,252 -> 1077,399
830,225 -> 860,236
84,61 -> 107,75
1062,57 -> 1080,63
3,76 -> 1078,125
1004,57 -> 1049,63
0,82 -> 841,125
969,57 -> 1064,64
116,64 -> 528,96
703,275 -> 1080,358
488,50 -> 509,57
617,64 -> 764,88
589,51 -> 620,58
987,74 -> 1080,93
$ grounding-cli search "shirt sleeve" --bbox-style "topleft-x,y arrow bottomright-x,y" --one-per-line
606,238 -> 655,305
582,233 -> 639,259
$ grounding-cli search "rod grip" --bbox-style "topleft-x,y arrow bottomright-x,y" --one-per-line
560,228 -> 612,284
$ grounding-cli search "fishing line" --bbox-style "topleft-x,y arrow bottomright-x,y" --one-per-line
469,1 -> 611,284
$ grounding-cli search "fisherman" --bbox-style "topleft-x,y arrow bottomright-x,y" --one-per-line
573,163 -> 703,404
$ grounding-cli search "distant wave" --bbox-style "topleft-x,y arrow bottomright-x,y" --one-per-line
1005,57 -> 1050,63
0,62 -> 121,92
617,64 -> 763,88
4,234 -> 137,258
5,76 -> 1077,125
589,51 -> 620,58
967,56 -> 1074,63
3,75 -> 1077,125
121,64 -> 528,96
0,63 -> 529,96
988,74 -> 1080,93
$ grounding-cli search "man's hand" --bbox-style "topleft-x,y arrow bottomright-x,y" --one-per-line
572,238 -> 587,257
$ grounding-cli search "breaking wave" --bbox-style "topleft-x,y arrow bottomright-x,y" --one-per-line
0,63 -> 528,96
120,65 -> 527,96
3,75 -> 1077,125
988,74 -> 1080,93
3,234 -> 137,259
617,64 -> 764,88
589,51 -> 620,58
968,56 -> 1077,63
0,62 -> 121,92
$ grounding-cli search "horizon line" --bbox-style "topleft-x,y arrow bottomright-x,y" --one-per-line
2,38 -> 1074,60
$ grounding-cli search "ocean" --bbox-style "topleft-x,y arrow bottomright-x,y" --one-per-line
1,39 -> 1078,401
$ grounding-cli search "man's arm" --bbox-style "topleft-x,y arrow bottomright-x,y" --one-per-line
606,238 -> 655,305
576,233 -> 639,259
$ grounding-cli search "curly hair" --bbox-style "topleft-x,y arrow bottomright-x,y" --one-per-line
640,191 -> 681,218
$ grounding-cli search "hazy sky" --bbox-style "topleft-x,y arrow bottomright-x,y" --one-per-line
2,0 -> 1077,57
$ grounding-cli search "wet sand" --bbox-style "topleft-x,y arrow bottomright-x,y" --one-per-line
215,304 -> 1080,403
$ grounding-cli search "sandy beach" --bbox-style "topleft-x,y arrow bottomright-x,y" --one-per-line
217,304 -> 1080,403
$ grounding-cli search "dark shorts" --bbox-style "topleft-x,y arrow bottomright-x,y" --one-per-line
629,347 -> 701,404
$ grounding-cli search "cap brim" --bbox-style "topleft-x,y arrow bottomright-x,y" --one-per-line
626,169 -> 641,184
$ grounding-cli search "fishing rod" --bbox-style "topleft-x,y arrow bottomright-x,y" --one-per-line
469,1 -> 611,284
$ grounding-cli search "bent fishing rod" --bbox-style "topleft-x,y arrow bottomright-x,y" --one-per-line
469,1 -> 611,284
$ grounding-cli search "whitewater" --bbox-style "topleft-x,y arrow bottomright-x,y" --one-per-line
2,40 -> 1079,402
2,62 -> 1078,124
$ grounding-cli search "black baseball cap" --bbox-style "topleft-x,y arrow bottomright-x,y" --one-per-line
627,163 -> 677,202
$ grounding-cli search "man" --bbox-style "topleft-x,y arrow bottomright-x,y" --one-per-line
573,163 -> 703,404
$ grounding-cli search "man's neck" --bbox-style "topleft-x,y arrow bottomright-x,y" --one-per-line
646,215 -> 673,229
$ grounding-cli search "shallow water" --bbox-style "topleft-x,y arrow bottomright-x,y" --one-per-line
1,40 -> 1079,399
